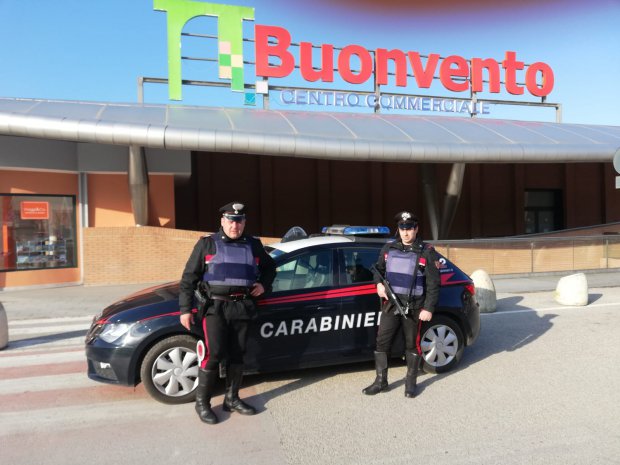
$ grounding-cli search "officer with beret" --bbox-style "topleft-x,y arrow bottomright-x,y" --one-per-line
179,201 -> 276,424
363,211 -> 440,398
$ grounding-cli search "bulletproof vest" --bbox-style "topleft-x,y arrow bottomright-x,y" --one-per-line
385,247 -> 426,297
202,235 -> 258,288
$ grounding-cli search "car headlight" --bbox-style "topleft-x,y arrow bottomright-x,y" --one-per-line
98,323 -> 137,343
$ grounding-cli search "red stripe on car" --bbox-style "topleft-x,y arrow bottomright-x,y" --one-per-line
258,284 -> 376,306
440,273 -> 471,286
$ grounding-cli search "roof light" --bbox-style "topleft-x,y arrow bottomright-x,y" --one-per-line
321,225 -> 390,236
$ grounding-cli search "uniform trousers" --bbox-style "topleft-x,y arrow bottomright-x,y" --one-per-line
375,305 -> 423,355
200,313 -> 249,370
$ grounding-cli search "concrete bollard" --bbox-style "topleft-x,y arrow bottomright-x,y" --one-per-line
471,269 -> 497,313
554,273 -> 589,306
0,303 -> 8,350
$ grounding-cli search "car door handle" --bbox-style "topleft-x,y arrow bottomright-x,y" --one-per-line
274,306 -> 296,312
311,305 -> 336,311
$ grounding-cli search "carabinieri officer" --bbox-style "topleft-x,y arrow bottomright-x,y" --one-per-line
179,201 -> 276,424
363,211 -> 440,398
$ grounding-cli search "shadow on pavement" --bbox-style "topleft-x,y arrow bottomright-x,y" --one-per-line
236,362 -> 370,415
589,293 -> 603,304
235,294 -> 560,402
6,329 -> 87,349
495,295 -> 533,311
415,295 -> 557,394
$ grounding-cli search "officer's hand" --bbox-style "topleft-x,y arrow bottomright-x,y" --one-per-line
250,282 -> 265,297
419,309 -> 433,322
180,313 -> 194,330
376,283 -> 387,299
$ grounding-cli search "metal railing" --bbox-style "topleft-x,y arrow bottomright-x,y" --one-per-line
431,235 -> 620,276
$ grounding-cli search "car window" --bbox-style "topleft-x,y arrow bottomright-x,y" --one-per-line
341,248 -> 377,285
266,246 -> 285,258
272,250 -> 333,292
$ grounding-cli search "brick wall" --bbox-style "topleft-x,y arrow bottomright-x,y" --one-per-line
83,226 -> 620,286
83,226 -> 280,285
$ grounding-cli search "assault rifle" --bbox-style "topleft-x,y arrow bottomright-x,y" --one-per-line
370,265 -> 409,318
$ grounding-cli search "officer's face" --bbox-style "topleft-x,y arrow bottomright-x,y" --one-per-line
221,216 -> 246,239
398,224 -> 418,245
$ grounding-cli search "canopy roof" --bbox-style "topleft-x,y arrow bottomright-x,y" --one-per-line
1,97 -> 619,163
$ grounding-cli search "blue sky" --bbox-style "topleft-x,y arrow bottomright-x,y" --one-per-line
0,0 -> 618,125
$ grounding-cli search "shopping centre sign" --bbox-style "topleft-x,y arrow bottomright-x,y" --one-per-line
154,0 -> 555,107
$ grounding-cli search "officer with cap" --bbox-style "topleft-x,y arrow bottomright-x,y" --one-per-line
179,201 -> 276,424
363,211 -> 440,398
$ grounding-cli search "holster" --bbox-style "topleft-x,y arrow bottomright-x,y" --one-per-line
194,283 -> 212,319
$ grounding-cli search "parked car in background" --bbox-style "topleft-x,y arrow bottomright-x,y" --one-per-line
85,226 -> 480,404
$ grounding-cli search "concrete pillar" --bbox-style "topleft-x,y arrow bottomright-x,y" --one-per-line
439,163 -> 466,239
555,273 -> 589,306
128,145 -> 149,226
471,269 -> 497,313
421,164 -> 440,240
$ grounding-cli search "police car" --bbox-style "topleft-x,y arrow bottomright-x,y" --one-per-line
85,226 -> 480,404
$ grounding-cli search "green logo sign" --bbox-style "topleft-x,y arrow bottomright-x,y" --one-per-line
154,0 -> 254,100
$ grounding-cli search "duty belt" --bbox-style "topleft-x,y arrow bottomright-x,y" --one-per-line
210,292 -> 250,302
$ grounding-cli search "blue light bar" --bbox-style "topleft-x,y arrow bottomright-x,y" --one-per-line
321,225 -> 390,236
344,226 -> 390,235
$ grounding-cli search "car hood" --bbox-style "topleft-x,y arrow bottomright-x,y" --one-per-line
99,282 -> 180,320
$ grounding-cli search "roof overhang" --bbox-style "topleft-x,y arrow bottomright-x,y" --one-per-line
1,97 -> 619,163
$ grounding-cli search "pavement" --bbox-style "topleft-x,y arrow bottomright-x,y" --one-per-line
1,269 -> 619,465
0,281 -> 168,321
0,269 -> 619,321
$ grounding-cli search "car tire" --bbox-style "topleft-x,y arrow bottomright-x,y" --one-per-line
420,315 -> 464,374
140,335 -> 200,404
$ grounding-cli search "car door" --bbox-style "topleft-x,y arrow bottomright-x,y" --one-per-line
336,246 -> 382,359
245,247 -> 343,372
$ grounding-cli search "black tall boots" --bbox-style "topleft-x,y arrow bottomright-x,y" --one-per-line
195,369 -> 219,424
404,351 -> 421,398
362,351 -> 422,398
362,351 -> 389,395
223,364 -> 256,415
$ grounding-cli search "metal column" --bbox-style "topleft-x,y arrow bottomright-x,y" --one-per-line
128,145 -> 149,226
421,164 -> 440,240
78,172 -> 88,284
439,163 -> 466,239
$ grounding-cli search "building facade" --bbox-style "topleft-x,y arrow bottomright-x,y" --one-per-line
178,151 -> 620,239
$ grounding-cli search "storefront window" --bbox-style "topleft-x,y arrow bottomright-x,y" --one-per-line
1,194 -> 77,271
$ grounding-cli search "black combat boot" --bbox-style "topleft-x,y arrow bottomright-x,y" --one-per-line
362,351 -> 389,395
404,351 -> 421,398
222,364 -> 256,415
195,369 -> 219,424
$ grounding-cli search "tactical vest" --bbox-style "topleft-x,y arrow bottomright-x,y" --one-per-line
385,247 -> 426,297
202,235 -> 258,288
